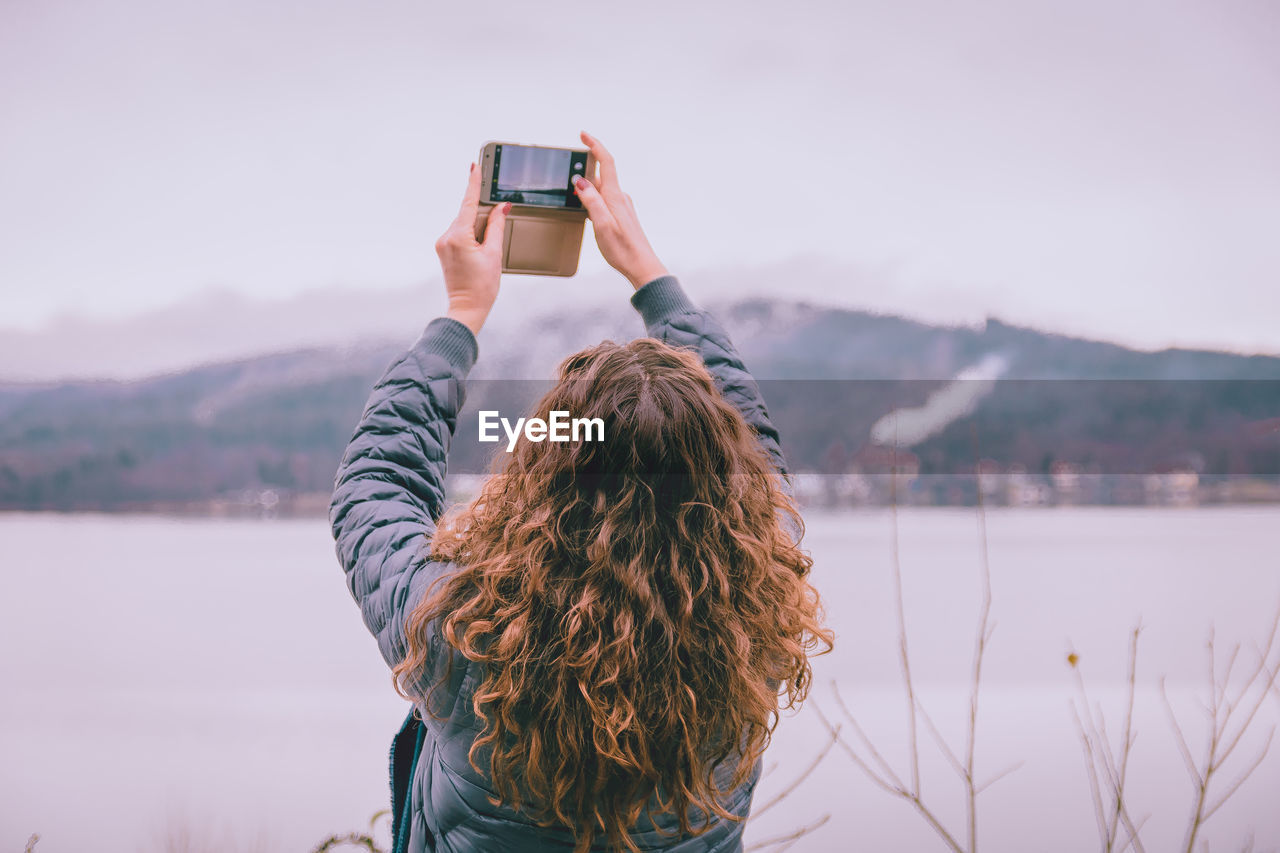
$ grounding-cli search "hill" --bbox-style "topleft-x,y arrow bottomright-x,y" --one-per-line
1,298 -> 1277,511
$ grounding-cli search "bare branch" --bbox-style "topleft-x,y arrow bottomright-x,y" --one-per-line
1072,701 -> 1110,849
1176,609 -> 1280,853
904,795 -> 967,853
752,722 -> 841,818
1214,613 -> 1280,773
1161,677 -> 1203,787
916,698 -> 967,781
744,813 -> 832,852
1118,815 -> 1151,853
1104,625 -> 1142,851
1070,627 -> 1149,853
825,693 -> 964,849
888,429 -> 922,798
966,423 -> 995,853
830,682 -> 908,792
974,760 -> 1024,795
1217,642 -> 1241,712
811,697 -> 903,797
1093,710 -> 1149,853
1203,725 -> 1275,822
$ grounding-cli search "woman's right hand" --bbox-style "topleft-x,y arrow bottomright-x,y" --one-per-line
571,132 -> 670,291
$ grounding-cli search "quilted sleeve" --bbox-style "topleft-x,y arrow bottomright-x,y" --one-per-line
630,275 -> 787,475
329,316 -> 477,673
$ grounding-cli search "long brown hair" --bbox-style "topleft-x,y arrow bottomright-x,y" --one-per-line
392,337 -> 833,852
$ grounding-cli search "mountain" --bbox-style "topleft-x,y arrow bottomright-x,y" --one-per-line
1,297 -> 1278,511
0,268 -> 638,382
8,254 -> 1276,383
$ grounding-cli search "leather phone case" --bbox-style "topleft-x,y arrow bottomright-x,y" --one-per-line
474,204 -> 588,277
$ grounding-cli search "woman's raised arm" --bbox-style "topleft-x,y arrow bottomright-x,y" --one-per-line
573,132 -> 786,474
329,162 -> 508,671
329,318 -> 474,670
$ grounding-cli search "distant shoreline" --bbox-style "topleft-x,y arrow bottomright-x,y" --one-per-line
4,475 -> 1279,519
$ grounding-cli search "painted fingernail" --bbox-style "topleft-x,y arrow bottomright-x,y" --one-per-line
502,201 -> 512,214
469,162 -> 475,173
572,175 -> 585,190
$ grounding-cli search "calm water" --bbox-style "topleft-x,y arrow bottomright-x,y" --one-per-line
2,507 -> 1278,852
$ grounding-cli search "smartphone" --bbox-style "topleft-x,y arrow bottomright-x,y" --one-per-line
479,141 -> 591,210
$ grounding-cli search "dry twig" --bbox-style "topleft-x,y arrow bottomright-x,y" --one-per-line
1160,609 -> 1280,853
745,814 -> 833,852
806,423 -> 1009,853
1069,625 -> 1149,853
744,722 -> 841,849
751,722 -> 842,819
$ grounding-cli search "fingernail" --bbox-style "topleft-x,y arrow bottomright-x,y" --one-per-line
572,175 -> 584,190
469,162 -> 475,173
502,201 -> 512,214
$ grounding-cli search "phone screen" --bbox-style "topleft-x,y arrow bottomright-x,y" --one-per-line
490,144 -> 588,209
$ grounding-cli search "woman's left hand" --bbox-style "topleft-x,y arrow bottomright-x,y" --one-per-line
435,162 -> 510,336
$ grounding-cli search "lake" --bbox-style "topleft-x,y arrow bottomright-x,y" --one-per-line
2,507 -> 1278,852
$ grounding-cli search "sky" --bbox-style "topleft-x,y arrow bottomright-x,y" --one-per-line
2,0 -> 1278,354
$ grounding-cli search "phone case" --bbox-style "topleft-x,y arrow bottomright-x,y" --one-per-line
476,142 -> 594,276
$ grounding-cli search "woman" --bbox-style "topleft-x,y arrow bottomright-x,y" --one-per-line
330,132 -> 832,853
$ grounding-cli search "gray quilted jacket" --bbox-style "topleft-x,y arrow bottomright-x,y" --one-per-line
330,276 -> 786,852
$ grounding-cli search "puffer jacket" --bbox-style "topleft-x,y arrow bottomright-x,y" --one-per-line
330,276 -> 787,852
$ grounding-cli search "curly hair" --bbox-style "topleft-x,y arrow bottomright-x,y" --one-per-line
391,337 -> 833,852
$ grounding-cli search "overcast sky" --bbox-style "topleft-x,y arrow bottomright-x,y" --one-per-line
2,0 -> 1278,353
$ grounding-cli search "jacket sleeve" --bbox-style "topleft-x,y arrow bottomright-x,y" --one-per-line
329,316 -> 476,674
631,275 -> 787,475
